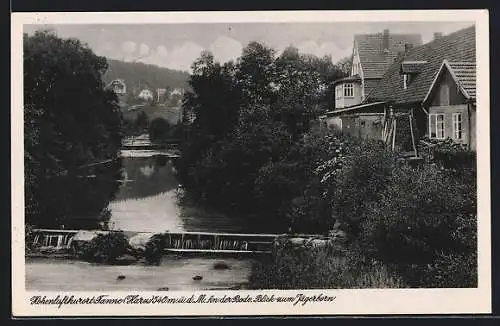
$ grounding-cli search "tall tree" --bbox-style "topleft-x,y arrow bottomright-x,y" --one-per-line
177,51 -> 241,191
235,42 -> 277,123
336,55 -> 353,77
24,30 -> 123,229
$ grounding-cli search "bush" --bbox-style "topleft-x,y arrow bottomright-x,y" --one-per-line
419,251 -> 477,288
419,137 -> 476,169
149,117 -> 171,141
329,138 -> 395,234
248,241 -> 405,289
432,139 -> 476,170
78,232 -> 130,263
25,224 -> 37,254
143,234 -> 166,265
358,164 -> 477,287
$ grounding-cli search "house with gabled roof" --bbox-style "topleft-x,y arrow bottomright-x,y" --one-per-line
323,25 -> 477,153
334,29 -> 422,109
367,25 -> 476,150
324,29 -> 422,139
422,60 -> 476,149
106,79 -> 127,95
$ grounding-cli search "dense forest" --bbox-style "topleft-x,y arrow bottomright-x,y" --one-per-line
103,59 -> 190,92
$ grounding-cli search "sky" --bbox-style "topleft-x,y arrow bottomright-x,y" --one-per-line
24,21 -> 473,73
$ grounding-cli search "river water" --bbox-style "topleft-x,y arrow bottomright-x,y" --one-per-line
26,146 -> 270,291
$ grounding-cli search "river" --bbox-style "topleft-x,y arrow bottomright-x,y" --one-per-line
26,144 -> 272,291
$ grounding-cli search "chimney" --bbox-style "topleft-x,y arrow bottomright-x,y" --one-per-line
434,32 -> 443,40
404,43 -> 413,53
383,29 -> 390,51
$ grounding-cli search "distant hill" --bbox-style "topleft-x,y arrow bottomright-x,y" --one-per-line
103,59 -> 190,93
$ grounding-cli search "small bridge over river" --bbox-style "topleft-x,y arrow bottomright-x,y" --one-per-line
121,134 -> 180,158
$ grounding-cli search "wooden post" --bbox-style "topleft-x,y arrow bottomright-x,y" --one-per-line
382,120 -> 387,141
462,102 -> 472,150
409,113 -> 418,157
392,119 -> 397,151
57,235 -> 63,248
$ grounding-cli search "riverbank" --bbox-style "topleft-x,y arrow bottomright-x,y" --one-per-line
247,244 -> 405,290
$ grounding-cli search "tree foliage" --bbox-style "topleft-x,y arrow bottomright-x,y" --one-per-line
176,41 -> 346,230
24,30 -> 123,229
148,117 -> 171,141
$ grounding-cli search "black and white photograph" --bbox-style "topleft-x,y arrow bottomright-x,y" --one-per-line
12,10 -> 490,316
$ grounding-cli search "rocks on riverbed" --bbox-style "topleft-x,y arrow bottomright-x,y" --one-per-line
113,254 -> 139,265
213,262 -> 230,270
157,287 -> 169,291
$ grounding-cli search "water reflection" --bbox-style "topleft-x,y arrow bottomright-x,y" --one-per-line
108,153 -> 263,233
114,155 -> 178,201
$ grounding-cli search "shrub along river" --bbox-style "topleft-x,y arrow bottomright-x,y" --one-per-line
26,143 -> 277,291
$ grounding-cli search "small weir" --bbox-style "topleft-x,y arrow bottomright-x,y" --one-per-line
160,232 -> 277,254
29,229 -> 279,255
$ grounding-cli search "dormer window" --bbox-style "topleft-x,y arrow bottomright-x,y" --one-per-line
344,83 -> 354,97
400,60 -> 427,90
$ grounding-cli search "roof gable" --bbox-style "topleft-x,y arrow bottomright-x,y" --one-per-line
354,32 -> 422,78
448,62 -> 476,99
366,25 -> 476,104
423,60 -> 476,104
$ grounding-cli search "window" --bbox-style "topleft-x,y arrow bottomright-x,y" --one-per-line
453,113 -> 463,140
335,85 -> 342,99
440,84 -> 450,106
403,74 -> 409,89
429,113 -> 445,139
344,83 -> 354,97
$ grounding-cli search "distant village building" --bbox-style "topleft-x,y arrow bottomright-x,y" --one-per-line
106,79 -> 127,95
138,88 -> 154,101
156,88 -> 167,102
170,88 -> 184,97
168,88 -> 185,106
323,26 -> 476,151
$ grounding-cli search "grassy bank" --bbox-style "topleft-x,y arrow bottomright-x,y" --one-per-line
248,243 -> 405,289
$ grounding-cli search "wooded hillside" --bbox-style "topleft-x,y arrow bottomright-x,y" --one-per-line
103,59 -> 190,91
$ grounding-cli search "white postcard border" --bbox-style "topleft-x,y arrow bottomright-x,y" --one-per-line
11,10 -> 491,316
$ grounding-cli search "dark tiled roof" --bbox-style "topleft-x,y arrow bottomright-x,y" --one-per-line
367,25 -> 476,104
448,62 -> 476,99
400,61 -> 427,74
363,79 -> 381,98
355,33 -> 422,79
333,75 -> 361,86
